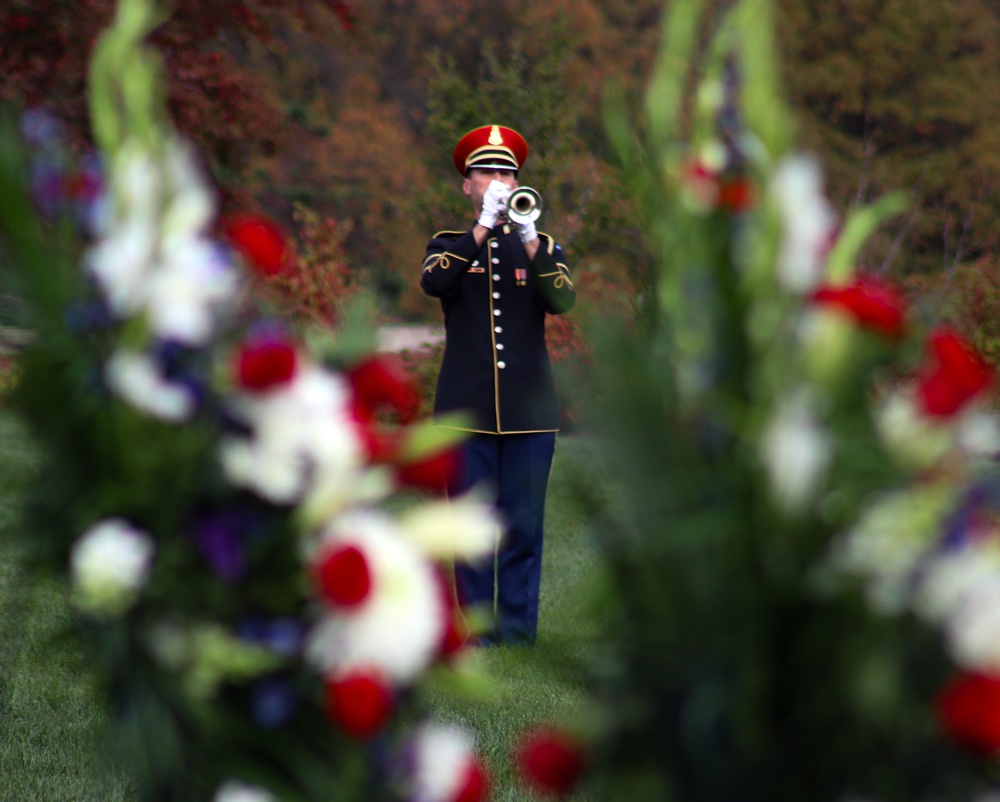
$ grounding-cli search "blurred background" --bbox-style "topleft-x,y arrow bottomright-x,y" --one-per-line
3,0 -> 998,343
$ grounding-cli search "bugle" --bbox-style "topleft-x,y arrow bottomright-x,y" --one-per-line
506,187 -> 542,225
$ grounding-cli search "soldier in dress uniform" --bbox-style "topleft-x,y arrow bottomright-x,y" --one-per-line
420,124 -> 575,646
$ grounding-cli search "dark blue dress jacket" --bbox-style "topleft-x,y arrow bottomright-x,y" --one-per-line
420,223 -> 575,434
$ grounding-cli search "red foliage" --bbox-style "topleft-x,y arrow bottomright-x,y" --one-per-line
329,1 -> 357,30
258,204 -> 358,329
0,0 -> 354,204
0,355 -> 19,407
395,343 -> 444,422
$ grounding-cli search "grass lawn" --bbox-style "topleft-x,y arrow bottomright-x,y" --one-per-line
0,409 -> 604,801
0,411 -> 135,801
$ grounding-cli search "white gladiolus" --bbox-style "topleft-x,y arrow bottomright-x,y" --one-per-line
305,511 -> 444,684
834,484 -> 959,614
916,544 -> 1000,624
85,217 -> 158,316
84,135 -> 235,345
798,307 -> 856,388
399,490 -> 500,560
219,438 -> 309,505
301,464 -> 396,530
956,411 -> 1000,460
408,722 -> 480,802
761,390 -> 833,515
875,389 -> 954,469
71,518 -> 155,615
221,364 -> 365,504
145,238 -> 237,345
112,141 -> 162,226
946,577 -> 1000,673
212,780 -> 277,802
105,349 -> 196,421
161,139 -> 216,238
771,154 -> 836,293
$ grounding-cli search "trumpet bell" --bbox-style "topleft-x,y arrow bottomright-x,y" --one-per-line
507,186 -> 542,224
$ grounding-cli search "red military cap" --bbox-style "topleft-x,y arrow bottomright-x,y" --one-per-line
452,124 -> 529,176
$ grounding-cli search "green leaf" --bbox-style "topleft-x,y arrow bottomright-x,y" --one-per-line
827,191 -> 909,281
398,414 -> 473,461
733,0 -> 796,158
645,0 -> 703,153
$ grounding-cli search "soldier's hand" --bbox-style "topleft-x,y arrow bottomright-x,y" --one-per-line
516,218 -> 538,245
477,180 -> 511,229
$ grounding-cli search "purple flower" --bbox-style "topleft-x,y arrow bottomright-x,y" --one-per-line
155,339 -> 207,409
939,486 -> 989,552
69,153 -> 106,233
30,160 -> 67,218
20,107 -> 62,150
191,507 -> 254,581
238,616 -> 305,656
251,674 -> 297,728
64,297 -> 115,334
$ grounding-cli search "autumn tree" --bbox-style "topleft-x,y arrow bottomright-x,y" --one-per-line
774,0 -> 1000,277
2,0 -> 667,321
0,0 -> 353,208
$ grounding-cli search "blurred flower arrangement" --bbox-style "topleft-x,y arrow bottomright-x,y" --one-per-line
572,0 -> 1000,799
0,1 -> 498,800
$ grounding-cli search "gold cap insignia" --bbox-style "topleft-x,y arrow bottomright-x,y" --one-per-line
488,125 -> 504,145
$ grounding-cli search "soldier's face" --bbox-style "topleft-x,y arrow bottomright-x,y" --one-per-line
463,168 -> 518,214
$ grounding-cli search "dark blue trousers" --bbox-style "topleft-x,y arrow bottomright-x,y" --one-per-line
451,432 -> 557,645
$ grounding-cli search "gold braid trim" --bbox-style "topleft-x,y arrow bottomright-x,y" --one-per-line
536,266 -> 574,289
423,250 -> 472,273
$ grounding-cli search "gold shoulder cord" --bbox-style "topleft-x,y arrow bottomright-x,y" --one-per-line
537,232 -> 557,256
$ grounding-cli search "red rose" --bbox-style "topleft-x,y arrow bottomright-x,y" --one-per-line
453,759 -> 491,802
396,447 -> 462,494
222,213 -> 291,277
811,277 -> 906,339
356,423 -> 402,465
935,672 -> 1000,753
514,727 -> 586,797
314,544 -> 371,608
324,671 -> 393,740
234,339 -> 298,391
349,357 -> 421,425
917,327 -> 993,417
432,566 -> 468,659
718,177 -> 754,213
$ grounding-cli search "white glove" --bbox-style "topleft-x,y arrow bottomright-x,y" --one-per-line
477,180 -> 510,229
516,218 -> 538,244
